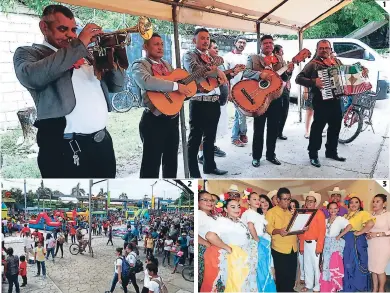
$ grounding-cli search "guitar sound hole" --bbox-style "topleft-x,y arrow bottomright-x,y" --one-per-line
259,80 -> 269,89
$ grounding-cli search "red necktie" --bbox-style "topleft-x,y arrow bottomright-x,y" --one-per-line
152,63 -> 169,76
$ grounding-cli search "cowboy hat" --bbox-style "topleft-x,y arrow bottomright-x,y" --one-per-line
266,190 -> 277,200
303,191 -> 322,208
327,187 -> 346,198
228,184 -> 240,193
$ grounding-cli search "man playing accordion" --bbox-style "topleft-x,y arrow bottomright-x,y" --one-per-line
296,40 -> 368,168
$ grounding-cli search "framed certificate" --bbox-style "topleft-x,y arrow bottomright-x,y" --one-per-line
286,208 -> 317,235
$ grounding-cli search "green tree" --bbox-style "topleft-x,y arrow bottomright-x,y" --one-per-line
175,191 -> 191,206
304,0 -> 386,39
2,188 -> 24,205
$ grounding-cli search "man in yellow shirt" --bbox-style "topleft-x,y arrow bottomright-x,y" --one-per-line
266,187 -> 298,292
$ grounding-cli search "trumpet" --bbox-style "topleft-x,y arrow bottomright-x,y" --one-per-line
90,16 -> 153,78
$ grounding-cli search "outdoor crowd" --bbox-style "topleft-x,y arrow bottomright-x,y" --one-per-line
105,212 -> 194,293
198,185 -> 390,293
1,209 -> 194,293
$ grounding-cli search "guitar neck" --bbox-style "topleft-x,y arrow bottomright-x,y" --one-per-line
276,64 -> 289,76
181,67 -> 209,85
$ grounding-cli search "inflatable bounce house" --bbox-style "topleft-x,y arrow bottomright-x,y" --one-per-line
29,212 -> 61,231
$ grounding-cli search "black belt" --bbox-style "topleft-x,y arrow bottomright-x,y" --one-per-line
191,95 -> 219,102
305,240 -> 317,243
63,128 -> 106,143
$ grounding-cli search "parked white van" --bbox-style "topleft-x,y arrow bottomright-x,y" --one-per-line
245,38 -> 389,100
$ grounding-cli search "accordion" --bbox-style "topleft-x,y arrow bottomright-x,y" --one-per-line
318,62 -> 372,100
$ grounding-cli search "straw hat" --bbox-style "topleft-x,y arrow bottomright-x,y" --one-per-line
327,187 -> 346,199
303,191 -> 322,208
228,184 -> 239,193
266,190 -> 277,200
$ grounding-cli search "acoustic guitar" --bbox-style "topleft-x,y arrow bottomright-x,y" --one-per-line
231,49 -> 311,117
198,64 -> 246,92
147,56 -> 224,116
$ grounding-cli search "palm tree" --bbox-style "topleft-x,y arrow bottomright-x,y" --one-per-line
70,183 -> 86,197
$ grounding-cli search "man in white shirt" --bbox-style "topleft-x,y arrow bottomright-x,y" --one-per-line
14,5 -> 124,178
224,36 -> 249,147
23,232 -> 34,261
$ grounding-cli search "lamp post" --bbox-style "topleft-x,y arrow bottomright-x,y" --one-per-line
89,179 -> 107,250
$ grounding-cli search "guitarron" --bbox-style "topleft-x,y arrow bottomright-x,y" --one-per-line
232,49 -> 311,117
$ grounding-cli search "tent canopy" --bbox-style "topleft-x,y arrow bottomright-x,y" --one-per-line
58,0 -> 352,34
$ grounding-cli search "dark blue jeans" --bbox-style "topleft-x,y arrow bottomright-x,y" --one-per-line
46,247 -> 55,260
36,260 -> 46,276
109,273 -> 129,293
7,273 -> 20,293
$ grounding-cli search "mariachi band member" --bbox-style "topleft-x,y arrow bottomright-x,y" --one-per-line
244,35 -> 294,168
296,40 -> 368,168
13,5 -> 124,178
132,33 -> 192,178
183,28 -> 228,178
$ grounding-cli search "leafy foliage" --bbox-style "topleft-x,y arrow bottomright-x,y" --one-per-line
175,191 -> 192,206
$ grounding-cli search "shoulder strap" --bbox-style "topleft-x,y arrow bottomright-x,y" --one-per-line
151,278 -> 163,290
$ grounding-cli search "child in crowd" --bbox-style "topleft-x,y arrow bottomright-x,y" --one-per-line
188,239 -> 194,266
34,242 -> 46,278
171,242 -> 184,274
19,255 -> 27,287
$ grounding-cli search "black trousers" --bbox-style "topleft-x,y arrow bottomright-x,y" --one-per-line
55,242 -> 63,257
188,100 -> 220,177
139,110 -> 179,178
278,90 -> 290,136
252,98 -> 282,160
21,275 -> 27,285
107,238 -> 113,245
71,235 -> 76,243
272,248 -> 297,292
308,97 -> 342,159
128,273 -> 140,293
36,118 -> 116,178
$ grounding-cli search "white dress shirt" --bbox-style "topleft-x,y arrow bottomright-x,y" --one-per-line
42,40 -> 108,134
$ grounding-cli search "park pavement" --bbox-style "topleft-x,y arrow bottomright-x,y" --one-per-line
2,231 -> 194,293
128,99 -> 389,179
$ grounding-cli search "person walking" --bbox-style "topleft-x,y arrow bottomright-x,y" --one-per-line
162,235 -> 173,266
55,229 -> 65,258
107,224 -> 113,246
45,233 -> 56,262
34,242 -> 46,278
5,247 -> 20,293
19,255 -> 27,287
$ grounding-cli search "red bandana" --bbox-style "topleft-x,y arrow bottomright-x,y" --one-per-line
264,55 -> 278,66
151,63 -> 169,76
72,58 -> 85,69
200,53 -> 211,64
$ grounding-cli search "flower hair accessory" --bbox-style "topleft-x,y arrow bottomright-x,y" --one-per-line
243,188 -> 252,196
323,200 -> 329,207
198,185 -> 203,191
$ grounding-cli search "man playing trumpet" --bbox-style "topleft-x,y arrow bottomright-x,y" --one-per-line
132,33 -> 192,178
13,5 -> 125,178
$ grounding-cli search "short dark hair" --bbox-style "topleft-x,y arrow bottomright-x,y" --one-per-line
194,27 -> 209,36
42,5 -> 74,20
209,39 -> 217,49
144,33 -> 162,44
290,199 -> 300,210
316,39 -> 331,49
234,35 -> 247,44
277,187 -> 291,199
260,35 -> 273,43
374,194 -> 387,203
198,190 -> 210,200
20,255 -> 26,262
327,202 -> 339,209
7,247 -> 13,256
116,247 -> 123,254
146,263 -> 158,274
273,44 -> 283,54
223,198 -> 239,208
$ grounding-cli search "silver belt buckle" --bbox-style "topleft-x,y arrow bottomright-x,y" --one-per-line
93,130 -> 105,143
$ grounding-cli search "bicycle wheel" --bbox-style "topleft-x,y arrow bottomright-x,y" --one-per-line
181,266 -> 194,282
339,108 -> 363,144
111,91 -> 137,113
69,244 -> 80,255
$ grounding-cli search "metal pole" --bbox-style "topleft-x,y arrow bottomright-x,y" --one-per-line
172,5 -> 189,178
256,22 -> 261,55
24,179 -> 27,215
106,180 -> 109,215
89,180 -> 92,247
298,30 -> 303,123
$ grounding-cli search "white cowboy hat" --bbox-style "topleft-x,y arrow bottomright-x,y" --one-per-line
228,184 -> 240,193
303,191 -> 322,208
266,190 -> 277,200
327,187 -> 346,198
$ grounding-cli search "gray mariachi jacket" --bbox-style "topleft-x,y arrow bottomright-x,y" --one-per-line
131,57 -> 175,116
13,38 -> 124,121
244,54 -> 292,82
